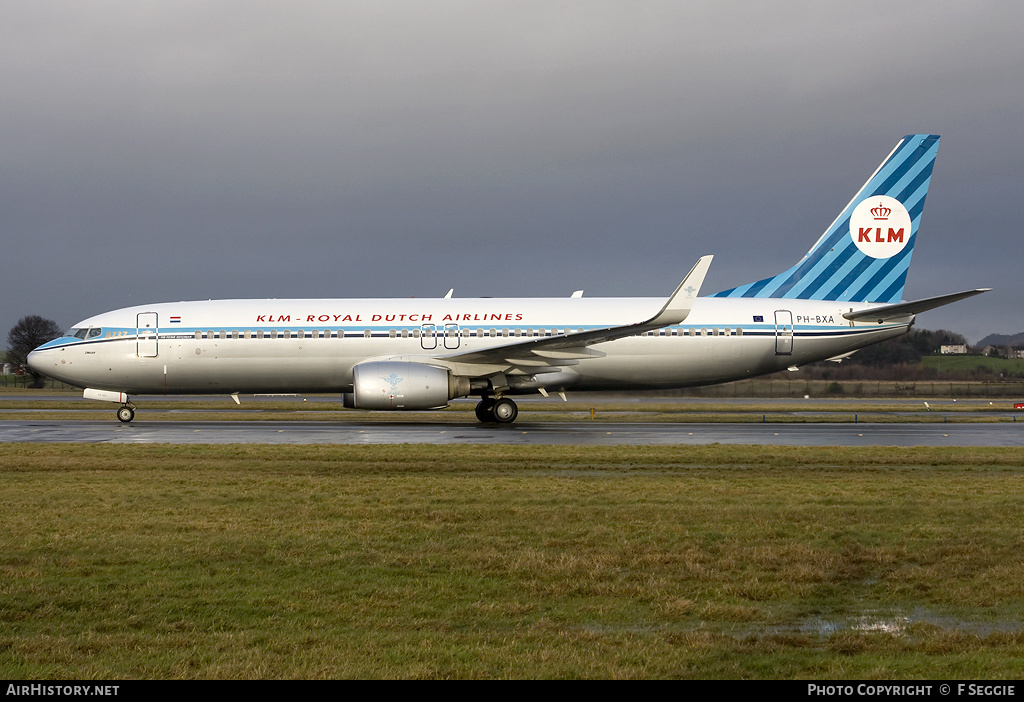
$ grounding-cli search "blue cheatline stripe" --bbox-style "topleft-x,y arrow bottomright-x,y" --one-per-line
710,135 -> 939,303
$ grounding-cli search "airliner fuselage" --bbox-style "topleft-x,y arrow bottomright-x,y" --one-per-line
29,296 -> 905,395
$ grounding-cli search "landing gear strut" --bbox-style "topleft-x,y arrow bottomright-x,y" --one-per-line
474,396 -> 518,424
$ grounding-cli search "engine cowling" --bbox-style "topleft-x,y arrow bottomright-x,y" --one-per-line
342,361 -> 470,410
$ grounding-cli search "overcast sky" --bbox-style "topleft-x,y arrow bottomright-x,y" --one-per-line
2,1 -> 1021,345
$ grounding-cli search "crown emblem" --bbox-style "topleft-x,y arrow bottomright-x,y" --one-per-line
870,201 -> 891,219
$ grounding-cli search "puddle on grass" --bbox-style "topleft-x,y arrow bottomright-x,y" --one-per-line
761,608 -> 1022,639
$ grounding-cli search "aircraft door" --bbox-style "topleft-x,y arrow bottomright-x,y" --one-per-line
137,312 -> 159,358
420,324 -> 437,350
774,310 -> 793,355
444,323 -> 460,350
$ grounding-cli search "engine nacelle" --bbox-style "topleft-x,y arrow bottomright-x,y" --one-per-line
342,361 -> 470,410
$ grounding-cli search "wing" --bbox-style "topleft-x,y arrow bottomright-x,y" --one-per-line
438,256 -> 713,368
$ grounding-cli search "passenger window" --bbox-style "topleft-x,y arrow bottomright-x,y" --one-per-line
194,331 -> 202,340
364,330 -> 371,338
256,330 -> 265,339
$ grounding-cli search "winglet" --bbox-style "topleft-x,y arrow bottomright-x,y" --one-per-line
647,255 -> 713,327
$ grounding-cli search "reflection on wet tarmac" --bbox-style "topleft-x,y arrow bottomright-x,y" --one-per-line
2,420 -> 1022,446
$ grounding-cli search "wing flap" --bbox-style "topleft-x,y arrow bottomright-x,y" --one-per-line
530,347 -> 607,360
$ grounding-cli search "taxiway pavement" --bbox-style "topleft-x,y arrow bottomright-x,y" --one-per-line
2,419 -> 1022,446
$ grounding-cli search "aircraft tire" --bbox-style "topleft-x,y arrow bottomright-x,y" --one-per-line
475,398 -> 495,423
491,398 -> 518,424
117,406 -> 135,423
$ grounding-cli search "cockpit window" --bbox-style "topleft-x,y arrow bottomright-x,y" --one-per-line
69,327 -> 103,339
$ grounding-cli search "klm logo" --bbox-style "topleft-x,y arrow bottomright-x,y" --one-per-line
857,227 -> 905,243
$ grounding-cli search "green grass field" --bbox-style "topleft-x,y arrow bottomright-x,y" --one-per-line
920,356 -> 1024,377
3,444 -> 1024,679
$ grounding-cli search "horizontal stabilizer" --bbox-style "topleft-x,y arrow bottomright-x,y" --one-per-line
843,289 -> 990,322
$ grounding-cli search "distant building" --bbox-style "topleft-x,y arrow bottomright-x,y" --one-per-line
940,345 -> 967,355
2,363 -> 10,375
1011,347 -> 1024,360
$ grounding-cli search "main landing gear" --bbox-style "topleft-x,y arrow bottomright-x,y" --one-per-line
474,396 -> 518,424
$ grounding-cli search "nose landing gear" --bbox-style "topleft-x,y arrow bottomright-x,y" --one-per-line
116,402 -> 136,423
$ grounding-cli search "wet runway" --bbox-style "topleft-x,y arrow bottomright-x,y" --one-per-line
2,419 -> 1022,446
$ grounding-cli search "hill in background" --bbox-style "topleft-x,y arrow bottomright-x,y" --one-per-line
976,331 -> 1024,349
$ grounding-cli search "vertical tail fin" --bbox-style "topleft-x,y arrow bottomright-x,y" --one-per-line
712,134 -> 940,303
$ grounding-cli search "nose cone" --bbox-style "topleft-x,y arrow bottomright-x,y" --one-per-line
26,347 -> 53,374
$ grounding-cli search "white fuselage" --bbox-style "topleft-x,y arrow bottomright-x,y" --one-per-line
29,296 -> 909,395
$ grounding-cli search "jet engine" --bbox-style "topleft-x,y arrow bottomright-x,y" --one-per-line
342,361 -> 470,410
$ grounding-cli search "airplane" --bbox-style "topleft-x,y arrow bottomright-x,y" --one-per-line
27,134 -> 988,424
